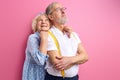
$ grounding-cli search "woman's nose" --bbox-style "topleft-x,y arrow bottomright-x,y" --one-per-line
42,20 -> 45,23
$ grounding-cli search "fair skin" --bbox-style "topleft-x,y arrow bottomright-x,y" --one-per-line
36,14 -> 72,55
36,14 -> 50,54
47,3 -> 88,70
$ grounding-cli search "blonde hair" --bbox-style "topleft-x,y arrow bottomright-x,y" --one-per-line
32,12 -> 46,33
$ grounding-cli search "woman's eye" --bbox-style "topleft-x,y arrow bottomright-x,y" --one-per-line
39,19 -> 42,21
45,19 -> 49,21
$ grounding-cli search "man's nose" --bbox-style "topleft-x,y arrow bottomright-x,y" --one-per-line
61,9 -> 65,14
61,7 -> 66,14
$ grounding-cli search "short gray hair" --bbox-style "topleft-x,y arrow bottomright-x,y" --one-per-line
32,12 -> 46,33
45,2 -> 59,15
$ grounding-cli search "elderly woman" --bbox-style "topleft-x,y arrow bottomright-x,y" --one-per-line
22,12 -> 72,80
22,12 -> 50,80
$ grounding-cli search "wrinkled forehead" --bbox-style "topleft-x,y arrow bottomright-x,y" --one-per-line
37,14 -> 48,20
51,3 -> 63,10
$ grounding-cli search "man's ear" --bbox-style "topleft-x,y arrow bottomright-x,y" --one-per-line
48,14 -> 53,20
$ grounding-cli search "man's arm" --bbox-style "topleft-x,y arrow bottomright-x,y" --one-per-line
47,50 -> 73,70
71,43 -> 88,65
47,50 -> 60,64
54,43 -> 88,70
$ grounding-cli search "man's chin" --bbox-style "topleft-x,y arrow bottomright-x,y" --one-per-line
57,19 -> 67,24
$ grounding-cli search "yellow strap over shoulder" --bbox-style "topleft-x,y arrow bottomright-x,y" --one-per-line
48,30 -> 65,77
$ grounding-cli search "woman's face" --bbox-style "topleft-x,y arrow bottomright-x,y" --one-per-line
37,14 -> 50,32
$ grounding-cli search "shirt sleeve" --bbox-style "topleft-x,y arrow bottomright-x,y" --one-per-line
72,32 -> 82,44
27,35 -> 48,65
47,35 -> 58,51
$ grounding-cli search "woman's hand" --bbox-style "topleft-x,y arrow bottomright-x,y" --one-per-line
39,31 -> 48,54
40,31 -> 48,40
63,26 -> 72,38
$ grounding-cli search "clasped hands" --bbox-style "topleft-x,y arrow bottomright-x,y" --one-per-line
53,56 -> 73,71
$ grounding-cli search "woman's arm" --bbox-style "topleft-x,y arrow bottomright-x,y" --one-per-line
27,33 -> 48,65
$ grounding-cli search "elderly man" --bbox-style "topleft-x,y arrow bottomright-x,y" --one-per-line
45,2 -> 88,80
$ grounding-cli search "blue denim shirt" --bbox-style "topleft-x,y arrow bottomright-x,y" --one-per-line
22,32 -> 48,80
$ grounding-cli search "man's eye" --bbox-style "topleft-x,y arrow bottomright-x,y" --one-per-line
56,8 -> 60,11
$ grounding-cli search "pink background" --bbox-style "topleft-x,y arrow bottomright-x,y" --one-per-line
0,0 -> 120,80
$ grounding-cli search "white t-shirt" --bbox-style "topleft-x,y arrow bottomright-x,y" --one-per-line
46,26 -> 81,77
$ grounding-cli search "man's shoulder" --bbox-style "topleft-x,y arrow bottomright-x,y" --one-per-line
72,32 -> 79,37
71,32 -> 81,43
72,31 -> 79,34
49,26 -> 55,31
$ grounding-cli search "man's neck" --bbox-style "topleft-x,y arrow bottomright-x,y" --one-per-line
54,23 -> 65,33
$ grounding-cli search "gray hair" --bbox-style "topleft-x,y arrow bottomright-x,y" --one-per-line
45,2 -> 59,15
32,12 -> 46,33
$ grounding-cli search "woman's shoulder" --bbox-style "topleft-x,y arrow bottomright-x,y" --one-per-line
28,32 -> 39,39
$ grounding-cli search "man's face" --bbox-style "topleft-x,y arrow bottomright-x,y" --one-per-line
50,3 -> 67,24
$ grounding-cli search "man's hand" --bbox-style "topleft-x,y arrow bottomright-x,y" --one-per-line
53,56 -> 73,71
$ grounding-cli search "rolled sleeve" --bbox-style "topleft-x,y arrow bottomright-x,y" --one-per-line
33,49 -> 48,65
